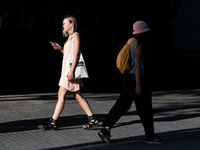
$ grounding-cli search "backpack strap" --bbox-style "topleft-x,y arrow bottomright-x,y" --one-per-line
127,39 -> 138,46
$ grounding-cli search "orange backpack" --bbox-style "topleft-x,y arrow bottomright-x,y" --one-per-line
116,39 -> 137,74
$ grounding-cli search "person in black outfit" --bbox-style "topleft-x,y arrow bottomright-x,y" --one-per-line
98,21 -> 164,144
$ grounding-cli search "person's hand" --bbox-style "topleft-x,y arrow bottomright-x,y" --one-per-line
67,70 -> 74,81
52,42 -> 62,51
135,86 -> 142,95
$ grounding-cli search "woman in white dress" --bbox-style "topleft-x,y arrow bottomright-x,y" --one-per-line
38,15 -> 98,130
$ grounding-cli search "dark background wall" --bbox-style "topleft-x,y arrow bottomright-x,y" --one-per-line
0,0 -> 200,94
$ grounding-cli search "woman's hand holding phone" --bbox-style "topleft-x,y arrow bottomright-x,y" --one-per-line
50,41 -> 62,51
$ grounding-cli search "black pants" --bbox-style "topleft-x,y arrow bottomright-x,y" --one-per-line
102,73 -> 154,138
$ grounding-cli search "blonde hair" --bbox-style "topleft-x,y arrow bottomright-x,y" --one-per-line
62,15 -> 77,37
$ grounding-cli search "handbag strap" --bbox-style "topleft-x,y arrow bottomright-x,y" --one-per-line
71,34 -> 74,54
71,32 -> 79,54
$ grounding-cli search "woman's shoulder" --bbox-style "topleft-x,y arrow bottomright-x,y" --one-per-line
72,32 -> 80,39
71,32 -> 80,40
73,32 -> 80,36
127,37 -> 136,44
127,37 -> 137,46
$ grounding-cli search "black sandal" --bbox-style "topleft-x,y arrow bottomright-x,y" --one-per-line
83,115 -> 99,129
38,117 -> 57,130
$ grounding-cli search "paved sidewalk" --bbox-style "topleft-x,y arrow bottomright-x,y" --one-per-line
0,90 -> 200,150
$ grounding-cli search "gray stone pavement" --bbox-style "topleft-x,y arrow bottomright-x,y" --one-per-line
0,89 -> 200,150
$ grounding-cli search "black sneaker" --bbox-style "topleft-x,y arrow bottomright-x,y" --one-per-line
146,134 -> 164,144
98,128 -> 112,144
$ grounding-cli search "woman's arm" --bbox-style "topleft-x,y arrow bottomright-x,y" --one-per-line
67,33 -> 80,80
52,42 -> 63,53
134,47 -> 142,95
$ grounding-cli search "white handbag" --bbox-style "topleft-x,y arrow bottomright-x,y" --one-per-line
66,33 -> 89,80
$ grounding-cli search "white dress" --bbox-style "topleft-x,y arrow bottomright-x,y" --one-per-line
58,32 -> 83,92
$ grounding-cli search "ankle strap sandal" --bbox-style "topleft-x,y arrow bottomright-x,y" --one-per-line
38,117 -> 57,130
83,115 -> 99,129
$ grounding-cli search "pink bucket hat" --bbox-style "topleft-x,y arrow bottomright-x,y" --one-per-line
133,21 -> 150,35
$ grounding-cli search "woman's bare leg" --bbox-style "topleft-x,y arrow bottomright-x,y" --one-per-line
52,86 -> 68,120
73,90 -> 98,128
73,90 -> 93,116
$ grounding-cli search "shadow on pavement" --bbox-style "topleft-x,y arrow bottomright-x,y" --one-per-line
0,114 -> 105,134
1,108 -> 200,134
41,128 -> 200,150
1,89 -> 200,133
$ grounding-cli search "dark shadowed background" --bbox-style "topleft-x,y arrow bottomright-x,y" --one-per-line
0,0 -> 200,94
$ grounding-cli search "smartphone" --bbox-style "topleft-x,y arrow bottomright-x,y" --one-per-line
50,41 -> 59,48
